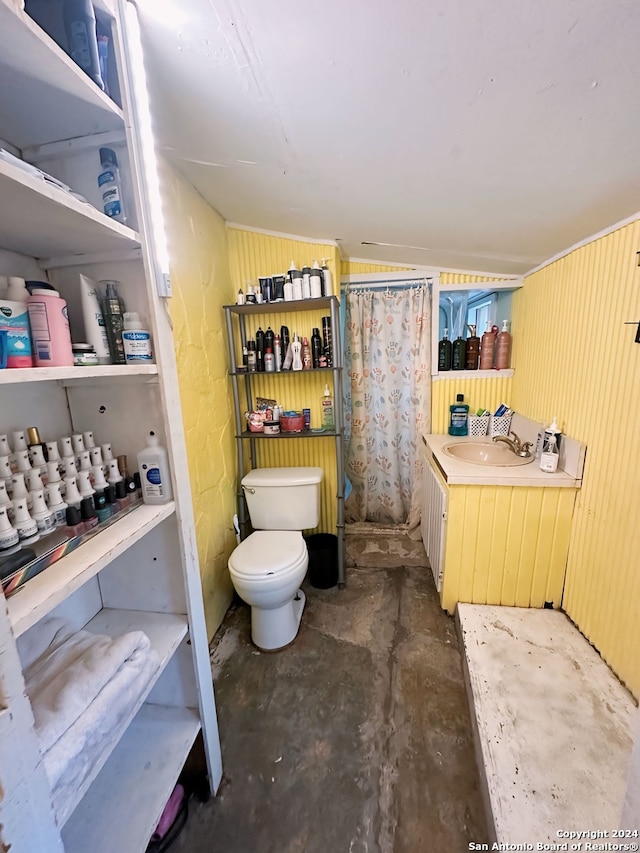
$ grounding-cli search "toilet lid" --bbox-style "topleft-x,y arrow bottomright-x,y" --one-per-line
229,531 -> 307,577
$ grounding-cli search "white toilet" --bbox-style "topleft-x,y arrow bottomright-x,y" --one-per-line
228,466 -> 324,651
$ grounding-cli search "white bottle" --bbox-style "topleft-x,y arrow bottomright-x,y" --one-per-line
30,489 -> 56,534
123,312 -> 153,364
10,431 -> 27,473
0,506 -> 19,552
540,434 -> 559,473
0,434 -> 11,457
61,456 -> 78,478
137,431 -> 173,504
321,259 -> 333,297
12,499 -> 39,544
0,455 -> 12,491
46,482 -> 68,528
72,433 -> 86,455
6,277 -> 28,302
77,470 -> 95,498
90,447 -> 104,468
543,417 -> 562,454
291,334 -> 303,371
26,468 -> 44,494
14,449 -> 31,473
83,431 -> 96,449
106,458 -> 123,485
46,441 -> 61,465
64,476 -> 82,509
60,436 -> 75,460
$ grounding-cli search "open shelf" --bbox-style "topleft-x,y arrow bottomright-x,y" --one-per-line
0,364 -> 158,386
0,155 -> 140,258
62,703 -> 200,853
7,502 -> 176,638
433,368 -> 514,380
238,430 -> 339,439
56,608 -> 188,826
224,296 -> 338,315
0,0 -> 124,150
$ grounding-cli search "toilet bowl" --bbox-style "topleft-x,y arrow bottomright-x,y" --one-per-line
228,530 -> 309,651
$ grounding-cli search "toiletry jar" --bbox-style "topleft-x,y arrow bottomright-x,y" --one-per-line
280,412 -> 305,433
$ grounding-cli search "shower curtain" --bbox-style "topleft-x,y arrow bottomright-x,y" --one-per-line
344,282 -> 431,530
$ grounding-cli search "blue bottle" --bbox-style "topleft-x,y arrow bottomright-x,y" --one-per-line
448,393 -> 469,436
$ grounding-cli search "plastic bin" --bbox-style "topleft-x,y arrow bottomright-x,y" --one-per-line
305,533 -> 338,589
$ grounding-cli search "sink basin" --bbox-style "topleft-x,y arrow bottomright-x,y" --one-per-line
441,441 -> 534,467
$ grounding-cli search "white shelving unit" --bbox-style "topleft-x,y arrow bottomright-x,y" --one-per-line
0,2 -> 222,851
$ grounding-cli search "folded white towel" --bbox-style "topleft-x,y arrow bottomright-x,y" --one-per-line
22,617 -> 159,823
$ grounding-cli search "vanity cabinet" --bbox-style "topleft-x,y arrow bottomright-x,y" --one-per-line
422,440 -> 579,614
0,2 -> 221,850
223,296 -> 345,585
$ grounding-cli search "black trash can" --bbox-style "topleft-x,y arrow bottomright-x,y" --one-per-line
305,533 -> 338,589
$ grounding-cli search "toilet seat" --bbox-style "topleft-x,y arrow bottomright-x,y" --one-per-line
228,531 -> 307,579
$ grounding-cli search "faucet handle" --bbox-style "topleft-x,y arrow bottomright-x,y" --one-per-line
509,430 -> 522,448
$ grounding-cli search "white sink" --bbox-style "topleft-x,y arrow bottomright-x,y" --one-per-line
441,440 -> 534,467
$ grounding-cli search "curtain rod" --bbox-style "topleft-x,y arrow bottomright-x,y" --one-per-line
344,276 -> 433,292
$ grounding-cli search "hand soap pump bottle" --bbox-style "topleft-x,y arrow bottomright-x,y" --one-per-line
495,319 -> 512,369
137,431 -> 173,505
540,434 -> 559,473
465,324 -> 480,370
479,321 -> 496,370
452,332 -> 467,371
448,394 -> 469,436
438,328 -> 452,371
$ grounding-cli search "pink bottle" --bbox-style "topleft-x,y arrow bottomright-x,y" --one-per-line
26,286 -> 74,367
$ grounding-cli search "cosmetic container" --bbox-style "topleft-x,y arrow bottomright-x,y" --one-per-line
114,480 -> 130,511
0,506 -> 19,552
65,506 -> 84,537
30,489 -> 56,534
63,477 -> 82,510
12,499 -> 39,544
46,482 -> 68,528
80,497 -> 99,531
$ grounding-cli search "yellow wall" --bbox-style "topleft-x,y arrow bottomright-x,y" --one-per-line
511,219 -> 640,698
341,261 -> 413,275
161,160 -> 236,637
226,227 -> 341,533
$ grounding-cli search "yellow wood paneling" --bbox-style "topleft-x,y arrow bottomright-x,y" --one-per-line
226,227 -> 341,533
440,273 -> 510,285
512,218 -> 640,698
441,481 -> 577,615
340,261 -> 413,275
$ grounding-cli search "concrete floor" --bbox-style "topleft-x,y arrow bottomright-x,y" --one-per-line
173,529 -> 488,852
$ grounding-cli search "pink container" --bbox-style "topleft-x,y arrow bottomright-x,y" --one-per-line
27,288 -> 74,367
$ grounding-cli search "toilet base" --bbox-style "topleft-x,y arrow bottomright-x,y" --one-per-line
251,589 -> 306,651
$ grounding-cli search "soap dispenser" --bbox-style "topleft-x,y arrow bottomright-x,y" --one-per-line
479,321 -> 496,370
465,324 -> 480,370
438,328 -> 452,371
452,333 -> 467,371
495,320 -> 512,369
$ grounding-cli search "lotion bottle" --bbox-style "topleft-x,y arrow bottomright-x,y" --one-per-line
137,431 -> 173,504
291,334 -> 303,371
479,321 -> 496,370
540,434 -> 559,473
465,324 -> 480,370
495,320 -> 512,369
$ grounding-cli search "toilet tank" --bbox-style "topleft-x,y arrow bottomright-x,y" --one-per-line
241,467 -> 324,530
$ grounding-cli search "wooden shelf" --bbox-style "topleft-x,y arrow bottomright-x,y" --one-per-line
0,0 -> 124,149
224,296 -> 338,315
0,364 -> 158,386
0,155 -> 140,258
7,502 -> 176,638
62,704 -> 200,853
57,609 -> 188,827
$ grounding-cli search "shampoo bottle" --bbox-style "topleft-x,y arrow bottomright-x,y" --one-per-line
495,320 -> 512,369
465,324 -> 480,370
321,259 -> 333,296
123,312 -> 152,363
479,321 -> 496,370
438,328 -> 452,371
452,334 -> 467,371
137,431 -> 173,505
448,393 -> 469,436
540,434 -> 559,473
79,274 -> 111,363
98,147 -> 125,223
291,334 -> 303,371
101,280 -> 126,364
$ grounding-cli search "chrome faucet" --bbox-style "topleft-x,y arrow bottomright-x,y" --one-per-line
492,431 -> 533,458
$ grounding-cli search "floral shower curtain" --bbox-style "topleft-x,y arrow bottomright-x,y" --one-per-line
344,282 -> 431,530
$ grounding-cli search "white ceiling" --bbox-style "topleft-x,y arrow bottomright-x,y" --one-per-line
138,0 -> 640,274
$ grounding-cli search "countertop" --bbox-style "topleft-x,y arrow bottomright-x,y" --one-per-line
423,434 -> 581,488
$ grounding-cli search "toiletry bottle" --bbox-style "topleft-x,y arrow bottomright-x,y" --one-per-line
321,384 -> 335,430
247,340 -> 257,372
291,334 -> 303,371
495,320 -> 512,369
283,277 -> 294,301
98,147 -> 126,223
26,426 -> 48,463
543,417 -> 562,454
79,274 -> 111,363
274,335 -> 282,372
301,267 -> 312,299
291,270 -> 303,301
123,312 -> 153,363
65,506 -> 85,537
310,263 -> 323,298
101,280 -> 126,364
322,316 -> 332,366
321,259 -> 333,297
15,450 -> 31,475
245,285 -> 256,304
93,488 -> 110,523
0,480 -> 12,517
77,470 -> 95,499
280,326 -> 290,365
61,457 -> 78,478
72,433 -> 86,456
311,327 -> 323,368
83,431 -> 96,449
106,459 -> 123,486
26,286 -> 74,367
0,506 -> 19,552
0,283 -> 33,368
301,336 -> 312,369
61,436 -> 75,461
78,451 -> 92,474
465,324 -> 480,370
63,0 -> 105,89
63,477 -> 82,510
12,499 -> 39,544
10,431 -> 28,473
479,321 -> 496,370
0,435 -> 10,458
114,480 -> 130,511
46,440 -> 61,466
46,482 -> 68,528
104,484 -> 116,517
452,334 -> 467,371
264,326 -> 275,355
255,327 -> 265,372
264,347 -> 275,372
90,447 -> 104,469
30,489 -> 56,534
28,446 -> 48,483
80,497 -> 99,531
47,461 -> 63,493
448,393 -> 469,436
540,434 -> 559,473
236,288 -> 245,305
137,431 -> 173,504
0,457 -> 12,496
438,328 -> 452,371
26,468 -> 44,495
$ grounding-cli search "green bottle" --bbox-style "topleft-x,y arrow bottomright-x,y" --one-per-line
452,334 -> 467,370
438,328 -> 452,371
